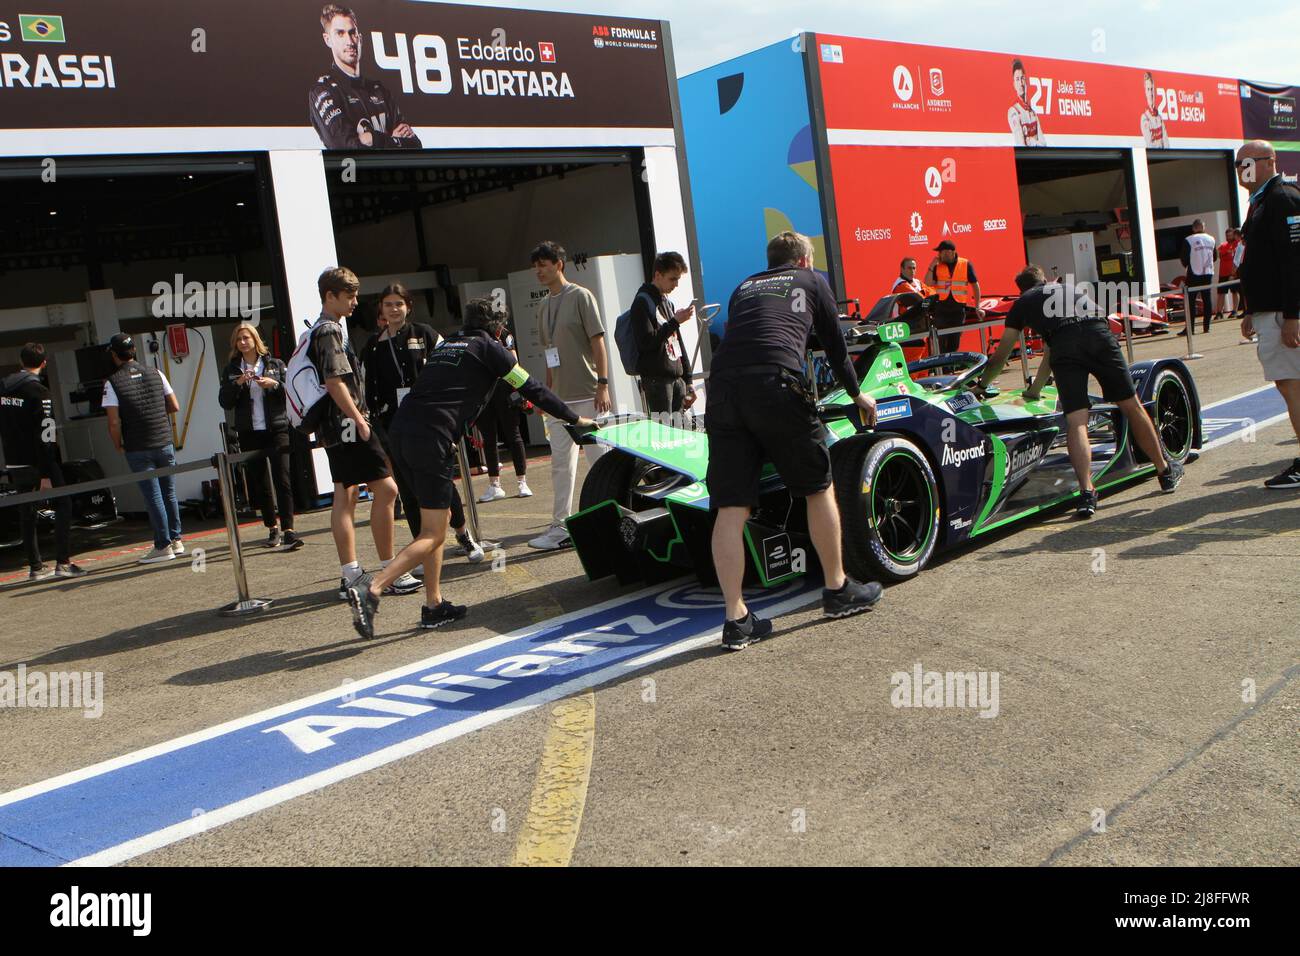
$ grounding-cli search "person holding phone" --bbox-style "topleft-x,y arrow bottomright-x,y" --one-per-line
629,251 -> 698,419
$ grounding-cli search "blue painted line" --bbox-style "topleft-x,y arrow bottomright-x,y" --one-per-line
0,581 -> 818,867
0,384 -> 1288,868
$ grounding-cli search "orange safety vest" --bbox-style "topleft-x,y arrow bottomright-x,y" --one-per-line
933,258 -> 972,304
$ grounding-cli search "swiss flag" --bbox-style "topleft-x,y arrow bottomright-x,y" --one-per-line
539,42 -> 556,63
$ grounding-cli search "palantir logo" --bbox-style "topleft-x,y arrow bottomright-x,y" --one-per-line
924,166 -> 943,198
893,65 -> 913,101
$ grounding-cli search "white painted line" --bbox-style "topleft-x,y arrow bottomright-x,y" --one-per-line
1203,413 -> 1291,450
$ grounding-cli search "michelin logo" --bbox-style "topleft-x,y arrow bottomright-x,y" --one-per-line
941,443 -> 986,468
875,398 -> 912,424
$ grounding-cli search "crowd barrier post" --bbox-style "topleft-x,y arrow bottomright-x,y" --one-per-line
215,440 -> 272,617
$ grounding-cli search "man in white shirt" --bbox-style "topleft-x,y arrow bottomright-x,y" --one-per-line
1180,220 -> 1217,335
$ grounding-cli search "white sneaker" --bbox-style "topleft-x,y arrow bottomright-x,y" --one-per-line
478,483 -> 506,503
455,531 -> 486,563
527,524 -> 571,550
516,479 -> 533,498
171,539 -> 185,556
383,571 -> 422,596
139,545 -> 177,565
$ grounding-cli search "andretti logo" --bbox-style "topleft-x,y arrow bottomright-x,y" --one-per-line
941,442 -> 986,468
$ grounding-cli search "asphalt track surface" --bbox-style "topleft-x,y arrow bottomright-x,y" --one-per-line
0,323 -> 1296,866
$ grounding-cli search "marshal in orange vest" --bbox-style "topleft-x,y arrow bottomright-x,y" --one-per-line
933,258 -> 972,305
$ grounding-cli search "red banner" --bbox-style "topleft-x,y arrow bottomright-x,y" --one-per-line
816,36 -> 1243,145
831,145 -> 1026,308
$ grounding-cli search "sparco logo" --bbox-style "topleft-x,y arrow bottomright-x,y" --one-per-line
983,218 -> 1008,232
941,443 -> 986,468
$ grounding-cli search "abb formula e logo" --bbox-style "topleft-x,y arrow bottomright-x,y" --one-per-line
893,65 -> 914,101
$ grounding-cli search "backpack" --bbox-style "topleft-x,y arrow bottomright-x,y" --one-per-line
284,318 -> 343,434
613,290 -> 658,376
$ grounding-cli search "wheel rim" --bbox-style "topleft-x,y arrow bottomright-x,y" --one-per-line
870,452 -> 935,563
1156,376 -> 1192,460
629,461 -> 681,508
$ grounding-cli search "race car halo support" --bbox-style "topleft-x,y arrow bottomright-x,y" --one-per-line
346,297 -> 595,638
705,231 -> 883,650
0,342 -> 84,578
975,265 -> 1182,515
1235,139 -> 1300,489
103,332 -> 184,563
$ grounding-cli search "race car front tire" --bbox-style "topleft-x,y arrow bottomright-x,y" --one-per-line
1150,368 -> 1194,464
577,449 -> 682,513
832,434 -> 941,582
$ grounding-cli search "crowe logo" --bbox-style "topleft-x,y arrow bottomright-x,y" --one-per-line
893,65 -> 914,102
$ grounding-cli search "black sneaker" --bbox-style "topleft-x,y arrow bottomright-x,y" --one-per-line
1076,489 -> 1098,518
1264,458 -> 1300,490
420,600 -> 468,629
347,572 -> 380,639
55,562 -> 88,578
267,527 -> 282,549
1158,459 -> 1184,493
822,578 -> 884,619
721,610 -> 774,650
280,531 -> 305,552
337,571 -> 363,601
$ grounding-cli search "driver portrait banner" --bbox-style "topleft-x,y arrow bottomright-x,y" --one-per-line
0,0 -> 673,152
831,145 -> 1026,307
816,35 -> 1243,146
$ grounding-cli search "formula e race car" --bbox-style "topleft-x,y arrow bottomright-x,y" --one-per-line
563,315 -> 1202,589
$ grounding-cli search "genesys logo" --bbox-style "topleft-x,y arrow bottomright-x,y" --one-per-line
941,442 -> 987,468
854,226 -> 892,241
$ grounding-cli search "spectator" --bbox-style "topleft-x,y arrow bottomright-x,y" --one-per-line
359,283 -> 483,561
924,240 -> 985,353
891,257 -> 930,297
0,342 -> 86,580
629,251 -> 697,419
308,267 -> 420,599
475,306 -> 532,501
526,240 -> 611,551
1216,227 -> 1240,320
218,324 -> 302,551
1235,140 -> 1300,489
103,333 -> 183,564
1179,219 -> 1217,336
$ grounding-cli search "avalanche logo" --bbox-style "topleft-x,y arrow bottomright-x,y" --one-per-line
893,65 -> 914,102
539,42 -> 556,63
924,167 -> 943,198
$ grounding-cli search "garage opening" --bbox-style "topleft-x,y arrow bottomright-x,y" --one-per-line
1146,151 -> 1238,286
1015,148 -> 1142,288
324,150 -> 656,444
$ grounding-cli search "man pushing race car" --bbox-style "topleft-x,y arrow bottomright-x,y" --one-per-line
974,265 -> 1184,517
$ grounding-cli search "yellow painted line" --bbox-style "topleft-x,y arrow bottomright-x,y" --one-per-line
498,560 -> 597,868
511,690 -> 597,867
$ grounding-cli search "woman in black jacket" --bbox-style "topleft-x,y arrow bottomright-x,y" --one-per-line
218,324 -> 302,550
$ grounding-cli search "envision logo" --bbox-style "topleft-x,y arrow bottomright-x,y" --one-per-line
941,443 -> 986,468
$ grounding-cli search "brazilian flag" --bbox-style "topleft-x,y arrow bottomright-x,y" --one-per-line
19,14 -> 66,42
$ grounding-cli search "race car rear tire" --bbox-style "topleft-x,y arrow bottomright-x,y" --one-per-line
832,435 -> 940,582
1151,369 -> 1194,464
577,449 -> 683,513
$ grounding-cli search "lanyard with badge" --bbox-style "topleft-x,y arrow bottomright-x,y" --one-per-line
386,327 -> 424,407
544,286 -> 574,369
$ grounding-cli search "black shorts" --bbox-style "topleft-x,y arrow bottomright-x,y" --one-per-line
705,367 -> 831,508
325,427 -> 391,488
390,425 -> 457,510
1048,323 -> 1136,414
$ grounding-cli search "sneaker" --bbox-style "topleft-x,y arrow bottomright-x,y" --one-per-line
337,569 -> 364,601
280,530 -> 305,552
516,479 -> 533,498
478,483 -> 506,503
267,528 -> 282,549
27,565 -> 55,582
721,610 -> 774,650
347,573 -> 380,640
527,524 -> 571,550
55,562 -> 88,579
1076,489 -> 1098,518
1263,458 -> 1300,490
383,571 -> 423,596
411,563 -> 424,579
420,599 -> 468,629
822,578 -> 884,619
455,530 -> 486,563
171,539 -> 185,556
1238,336 -> 1259,345
139,545 -> 177,565
1158,459 -> 1184,493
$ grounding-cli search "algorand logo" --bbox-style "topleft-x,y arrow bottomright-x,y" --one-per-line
942,443 -> 986,468
893,65 -> 913,101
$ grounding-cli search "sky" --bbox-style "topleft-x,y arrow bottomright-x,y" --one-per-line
436,0 -> 1298,86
